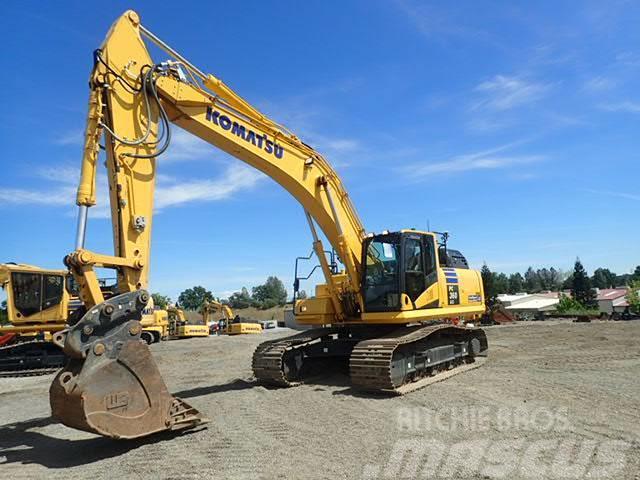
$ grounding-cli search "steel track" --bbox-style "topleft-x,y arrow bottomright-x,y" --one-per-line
252,324 -> 488,394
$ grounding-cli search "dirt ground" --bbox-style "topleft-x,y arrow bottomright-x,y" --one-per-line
1,320 -> 639,479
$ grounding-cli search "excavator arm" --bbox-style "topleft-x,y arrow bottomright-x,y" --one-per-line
70,11 -> 365,321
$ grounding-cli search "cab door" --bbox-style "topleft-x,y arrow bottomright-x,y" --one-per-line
403,234 -> 440,309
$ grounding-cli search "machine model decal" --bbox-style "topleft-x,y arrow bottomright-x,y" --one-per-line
206,107 -> 284,159
468,294 -> 482,303
448,285 -> 460,305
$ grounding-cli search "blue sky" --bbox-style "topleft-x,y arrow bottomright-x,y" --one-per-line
0,0 -> 638,301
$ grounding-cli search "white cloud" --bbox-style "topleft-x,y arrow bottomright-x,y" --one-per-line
322,138 -> 360,153
583,76 -> 617,92
473,75 -> 550,111
585,189 -> 640,202
161,128 -> 215,163
599,101 -> 640,113
0,186 -> 73,206
404,142 -> 544,178
155,164 -> 263,209
0,163 -> 264,217
54,129 -> 84,146
394,0 -> 487,41
615,51 -> 640,67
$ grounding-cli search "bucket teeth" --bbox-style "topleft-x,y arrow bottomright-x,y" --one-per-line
49,291 -> 205,439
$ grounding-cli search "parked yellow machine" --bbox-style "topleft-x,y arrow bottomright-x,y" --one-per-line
47,10 -> 488,439
201,300 -> 262,335
227,322 -> 262,335
167,306 -> 209,338
0,263 -> 173,368
139,304 -> 169,344
0,264 -> 69,374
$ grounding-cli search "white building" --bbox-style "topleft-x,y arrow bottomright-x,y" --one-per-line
497,292 -> 560,319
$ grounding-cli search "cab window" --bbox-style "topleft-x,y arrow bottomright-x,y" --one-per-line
404,238 -> 426,302
11,272 -> 64,317
363,237 -> 401,311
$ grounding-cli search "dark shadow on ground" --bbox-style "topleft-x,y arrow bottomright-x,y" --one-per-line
172,359 -> 394,399
173,378 -> 257,398
0,416 -> 204,468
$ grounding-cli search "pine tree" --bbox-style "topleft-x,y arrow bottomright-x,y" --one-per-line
591,268 -> 616,289
570,258 -> 596,308
481,264 -> 496,306
508,273 -> 524,294
524,267 -> 541,293
493,273 -> 509,295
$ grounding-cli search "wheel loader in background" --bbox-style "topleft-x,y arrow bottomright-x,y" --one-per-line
46,10 -> 488,440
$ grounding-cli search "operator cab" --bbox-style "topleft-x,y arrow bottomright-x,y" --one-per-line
361,231 -> 469,313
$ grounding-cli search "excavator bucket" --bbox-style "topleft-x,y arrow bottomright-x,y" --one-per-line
50,291 -> 204,439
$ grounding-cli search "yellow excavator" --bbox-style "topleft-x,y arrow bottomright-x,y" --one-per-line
0,264 -> 69,375
201,300 -> 262,335
166,305 -> 209,338
0,263 -> 182,372
48,10 -> 488,439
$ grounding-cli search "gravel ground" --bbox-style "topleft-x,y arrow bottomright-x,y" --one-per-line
1,321 -> 639,479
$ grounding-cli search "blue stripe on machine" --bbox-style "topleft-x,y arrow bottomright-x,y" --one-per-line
442,268 -> 455,272
446,278 -> 459,284
444,272 -> 458,277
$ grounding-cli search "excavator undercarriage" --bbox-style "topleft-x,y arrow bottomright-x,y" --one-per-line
0,337 -> 66,377
253,323 -> 487,394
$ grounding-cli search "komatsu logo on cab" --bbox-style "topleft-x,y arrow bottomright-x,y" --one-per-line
206,106 -> 284,159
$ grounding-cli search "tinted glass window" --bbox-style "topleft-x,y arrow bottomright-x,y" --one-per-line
11,272 -> 64,317
404,238 -> 426,302
363,239 -> 400,311
12,272 -> 42,317
43,275 -> 64,309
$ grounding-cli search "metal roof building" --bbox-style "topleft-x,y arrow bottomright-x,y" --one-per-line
595,288 -> 629,314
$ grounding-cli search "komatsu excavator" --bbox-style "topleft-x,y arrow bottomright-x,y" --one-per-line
202,300 -> 262,335
49,10 -> 488,439
166,305 -> 209,338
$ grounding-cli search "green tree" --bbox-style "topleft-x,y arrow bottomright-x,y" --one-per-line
228,287 -> 253,309
151,293 -> 171,310
555,293 -> 586,314
626,280 -> 640,314
591,268 -> 616,289
0,300 -> 8,325
178,286 -> 213,311
481,264 -> 496,306
537,267 -> 561,291
570,259 -> 596,308
524,267 -> 541,293
562,273 -> 574,290
632,266 -> 640,282
252,276 -> 287,309
493,272 -> 509,295
507,273 -> 524,294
